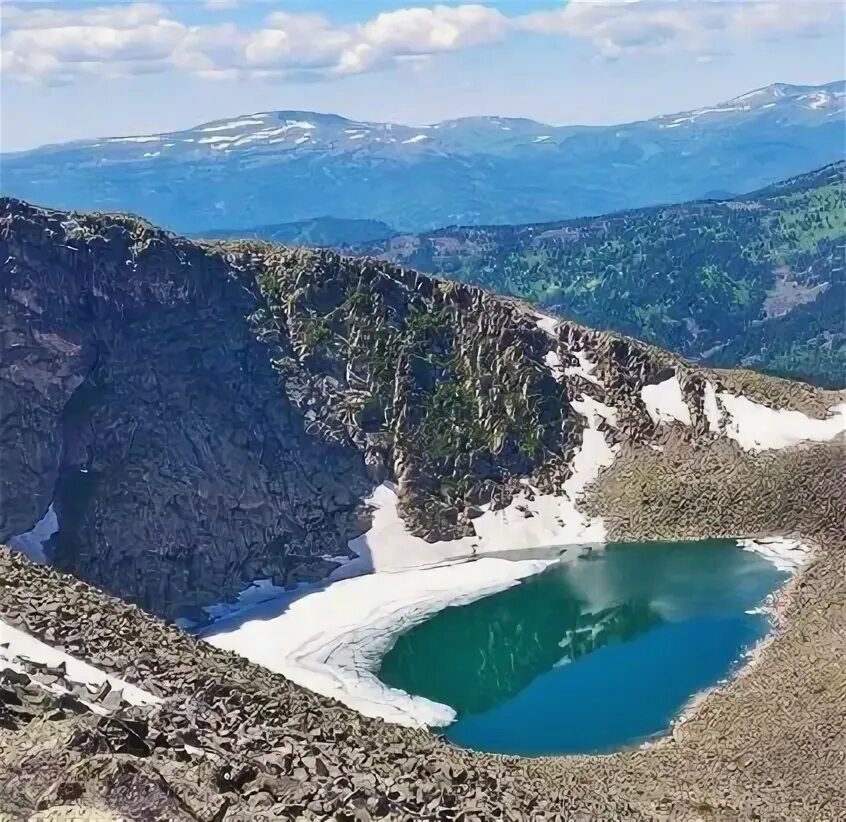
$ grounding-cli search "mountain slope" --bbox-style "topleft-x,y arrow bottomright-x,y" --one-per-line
1,81 -> 843,233
2,196 -> 844,621
353,163 -> 846,387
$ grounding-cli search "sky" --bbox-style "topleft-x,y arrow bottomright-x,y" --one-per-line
1,0 -> 844,151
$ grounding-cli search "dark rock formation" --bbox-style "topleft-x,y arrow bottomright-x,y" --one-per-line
0,200 -> 372,618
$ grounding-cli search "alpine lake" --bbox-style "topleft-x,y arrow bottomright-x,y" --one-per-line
378,539 -> 787,756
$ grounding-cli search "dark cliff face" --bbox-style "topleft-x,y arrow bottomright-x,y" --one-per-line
0,197 -> 734,619
0,199 -> 372,617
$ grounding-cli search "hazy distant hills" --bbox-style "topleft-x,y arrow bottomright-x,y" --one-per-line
352,163 -> 846,388
193,216 -> 396,247
2,81 -> 843,234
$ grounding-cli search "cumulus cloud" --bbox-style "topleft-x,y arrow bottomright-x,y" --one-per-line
0,0 -> 839,83
1,3 -> 185,83
519,0 -> 840,59
1,2 -> 507,83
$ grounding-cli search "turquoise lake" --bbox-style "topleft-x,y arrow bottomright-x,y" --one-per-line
378,540 -> 787,756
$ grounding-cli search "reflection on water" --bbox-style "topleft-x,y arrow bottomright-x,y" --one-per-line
378,539 -> 786,755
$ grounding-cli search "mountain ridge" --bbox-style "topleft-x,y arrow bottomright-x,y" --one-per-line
2,80 -> 843,233
3,194 -> 842,619
8,80 -> 845,156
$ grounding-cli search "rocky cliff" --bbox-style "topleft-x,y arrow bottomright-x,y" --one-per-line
1,197 -> 841,620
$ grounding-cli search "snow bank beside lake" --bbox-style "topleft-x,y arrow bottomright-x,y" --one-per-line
203,388 -> 618,725
738,538 -> 810,572
206,556 -> 554,727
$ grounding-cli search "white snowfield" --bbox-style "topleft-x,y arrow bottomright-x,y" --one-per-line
641,376 -> 692,426
106,136 -> 161,143
207,557 -> 553,727
641,376 -> 843,453
200,119 -> 266,132
738,538 -> 810,573
0,620 -> 160,711
716,394 -> 845,451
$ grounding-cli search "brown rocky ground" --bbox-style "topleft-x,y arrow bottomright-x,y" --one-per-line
1,437 -> 844,821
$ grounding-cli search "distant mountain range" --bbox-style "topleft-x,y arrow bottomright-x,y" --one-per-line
2,81 -> 843,234
348,163 -> 845,388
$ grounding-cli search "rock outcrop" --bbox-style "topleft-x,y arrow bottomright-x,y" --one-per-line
0,200 -> 372,617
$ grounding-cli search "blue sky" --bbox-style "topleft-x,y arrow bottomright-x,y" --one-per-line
2,1 -> 844,151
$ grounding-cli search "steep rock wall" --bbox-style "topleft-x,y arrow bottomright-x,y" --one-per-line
0,200 -> 371,617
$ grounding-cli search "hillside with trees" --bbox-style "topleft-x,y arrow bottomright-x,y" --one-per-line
355,163 -> 845,387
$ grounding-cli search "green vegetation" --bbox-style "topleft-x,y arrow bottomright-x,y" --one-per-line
248,245 -> 571,525
356,163 -> 845,387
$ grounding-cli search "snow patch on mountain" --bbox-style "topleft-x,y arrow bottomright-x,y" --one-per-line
715,395 -> 845,451
0,619 -> 161,709
9,504 -> 58,564
200,119 -> 266,132
641,377 -> 692,426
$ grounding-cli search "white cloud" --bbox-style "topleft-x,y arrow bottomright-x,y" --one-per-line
518,0 -> 840,59
0,2 -> 507,82
0,1 -> 839,83
203,0 -> 241,9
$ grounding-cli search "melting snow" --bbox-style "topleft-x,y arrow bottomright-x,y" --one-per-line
206,556 -> 553,727
199,119 -> 266,132
9,505 -> 58,564
641,376 -> 692,426
572,394 -> 618,428
402,134 -> 430,144
197,135 -> 238,145
805,93 -> 830,110
534,135 -> 551,142
107,136 -> 161,143
544,350 -> 564,381
715,395 -> 844,451
0,620 -> 160,709
535,313 -> 559,337
738,538 -> 809,573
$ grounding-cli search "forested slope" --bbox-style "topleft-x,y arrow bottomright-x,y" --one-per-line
355,163 -> 845,386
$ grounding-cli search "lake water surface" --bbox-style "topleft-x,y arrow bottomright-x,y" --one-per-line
378,539 -> 786,756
